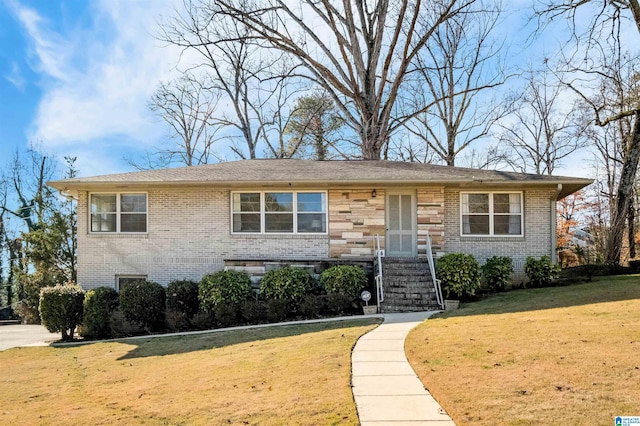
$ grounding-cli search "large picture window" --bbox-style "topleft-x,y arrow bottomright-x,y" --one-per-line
90,193 -> 147,233
461,192 -> 522,236
232,191 -> 327,234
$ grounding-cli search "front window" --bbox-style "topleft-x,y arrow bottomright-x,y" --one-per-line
91,193 -> 147,233
461,192 -> 522,236
232,191 -> 327,234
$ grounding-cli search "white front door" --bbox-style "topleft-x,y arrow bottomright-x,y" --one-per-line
386,192 -> 416,257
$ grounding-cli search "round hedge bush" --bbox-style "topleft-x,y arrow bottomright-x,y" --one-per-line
82,286 -> 119,339
39,282 -> 85,341
198,270 -> 253,313
167,280 -> 199,318
320,265 -> 367,300
436,253 -> 480,300
119,280 -> 166,331
481,256 -> 513,292
260,267 -> 314,303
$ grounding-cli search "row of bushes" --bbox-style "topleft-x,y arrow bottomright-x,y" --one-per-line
437,254 -> 561,301
39,265 -> 368,341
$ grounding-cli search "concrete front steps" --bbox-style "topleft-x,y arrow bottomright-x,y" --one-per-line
377,257 -> 440,313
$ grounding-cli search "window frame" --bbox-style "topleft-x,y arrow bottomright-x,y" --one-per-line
115,275 -> 147,292
231,190 -> 328,235
89,192 -> 148,234
459,191 -> 524,237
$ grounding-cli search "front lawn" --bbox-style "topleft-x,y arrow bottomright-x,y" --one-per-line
0,319 -> 379,425
406,275 -> 640,425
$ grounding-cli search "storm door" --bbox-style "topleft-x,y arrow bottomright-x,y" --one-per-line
385,192 -> 416,257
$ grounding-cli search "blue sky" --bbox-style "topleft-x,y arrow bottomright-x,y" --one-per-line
1,0 -> 184,178
0,0 -> 600,179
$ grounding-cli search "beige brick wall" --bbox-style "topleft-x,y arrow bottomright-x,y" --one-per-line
443,188 -> 555,280
76,185 -> 556,289
77,189 -> 329,290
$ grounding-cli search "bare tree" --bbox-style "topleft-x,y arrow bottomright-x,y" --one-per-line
136,73 -> 220,169
159,3 -> 299,160
497,69 -> 583,175
536,0 -> 640,264
404,3 -> 508,166
176,0 -> 479,160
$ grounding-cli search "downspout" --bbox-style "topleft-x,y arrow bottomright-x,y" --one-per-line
551,184 -> 562,264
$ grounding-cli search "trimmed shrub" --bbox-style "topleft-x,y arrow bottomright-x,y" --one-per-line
436,253 -> 481,300
326,293 -> 353,315
39,282 -> 85,341
167,279 -> 199,320
524,256 -> 561,288
214,303 -> 240,327
119,280 -> 166,332
81,287 -> 119,339
241,300 -> 269,324
481,256 -> 513,292
266,298 -> 289,322
320,265 -> 367,300
260,267 -> 314,304
299,294 -> 325,318
199,271 -> 253,314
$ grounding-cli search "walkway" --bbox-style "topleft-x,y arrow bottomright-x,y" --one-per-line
352,311 -> 455,425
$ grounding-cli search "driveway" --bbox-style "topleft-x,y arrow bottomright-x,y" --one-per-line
0,324 -> 59,351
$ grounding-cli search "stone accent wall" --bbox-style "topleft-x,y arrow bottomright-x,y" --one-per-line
328,189 -> 385,258
416,187 -> 445,256
76,189 -> 329,290
444,188 -> 555,282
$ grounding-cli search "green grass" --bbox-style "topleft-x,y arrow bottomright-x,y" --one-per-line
0,318 -> 380,425
406,275 -> 640,425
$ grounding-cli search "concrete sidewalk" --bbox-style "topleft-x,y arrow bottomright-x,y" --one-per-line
352,311 -> 455,425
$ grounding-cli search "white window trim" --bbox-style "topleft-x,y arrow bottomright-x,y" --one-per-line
231,190 -> 328,235
459,191 -> 524,237
89,192 -> 148,234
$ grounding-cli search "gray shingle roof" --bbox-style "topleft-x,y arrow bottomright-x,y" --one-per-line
48,159 -> 591,199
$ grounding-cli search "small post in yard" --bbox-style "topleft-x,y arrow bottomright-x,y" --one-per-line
361,290 -> 377,315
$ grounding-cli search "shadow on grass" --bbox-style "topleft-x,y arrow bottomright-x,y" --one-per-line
102,318 -> 381,360
441,274 -> 640,318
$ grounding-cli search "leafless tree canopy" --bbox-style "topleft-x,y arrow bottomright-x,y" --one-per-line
141,73 -> 220,168
403,3 -> 507,166
169,0 -> 479,160
159,3 -> 300,159
536,0 -> 640,264
497,70 -> 584,175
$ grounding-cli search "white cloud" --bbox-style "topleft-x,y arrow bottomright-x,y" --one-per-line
4,62 -> 25,90
11,0 -> 185,156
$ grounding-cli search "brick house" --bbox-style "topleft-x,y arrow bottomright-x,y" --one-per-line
48,159 -> 590,311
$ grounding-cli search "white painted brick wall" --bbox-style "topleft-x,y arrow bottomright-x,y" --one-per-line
77,189 -> 329,290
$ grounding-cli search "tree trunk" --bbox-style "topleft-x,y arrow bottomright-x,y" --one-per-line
606,111 -> 640,264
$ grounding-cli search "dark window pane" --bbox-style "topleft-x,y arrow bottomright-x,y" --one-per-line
265,213 -> 293,232
494,215 -> 521,235
265,193 -> 293,212
297,193 -> 325,212
121,194 -> 146,213
121,214 -> 147,232
118,277 -> 146,291
462,215 -> 489,235
233,213 -> 260,232
468,193 -> 489,213
91,213 -> 116,232
493,194 -> 511,213
297,213 -> 326,233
